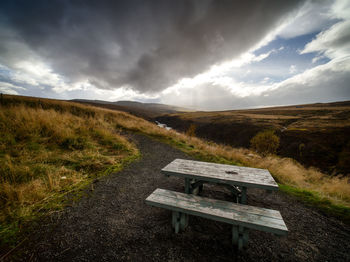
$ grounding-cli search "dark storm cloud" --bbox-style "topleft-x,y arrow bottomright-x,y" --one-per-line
0,0 -> 304,93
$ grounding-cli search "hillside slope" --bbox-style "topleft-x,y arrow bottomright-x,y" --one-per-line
157,101 -> 350,175
72,99 -> 192,120
1,95 -> 349,255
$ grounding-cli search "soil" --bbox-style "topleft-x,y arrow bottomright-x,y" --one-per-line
6,134 -> 350,261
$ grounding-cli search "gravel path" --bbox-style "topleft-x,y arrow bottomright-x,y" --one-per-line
10,134 -> 350,261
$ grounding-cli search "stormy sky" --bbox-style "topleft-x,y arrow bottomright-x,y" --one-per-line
0,0 -> 349,110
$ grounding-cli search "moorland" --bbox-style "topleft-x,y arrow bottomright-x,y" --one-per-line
1,94 -> 349,260
156,101 -> 350,176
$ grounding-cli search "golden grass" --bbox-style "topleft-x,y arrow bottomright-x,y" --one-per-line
169,103 -> 350,129
177,135 -> 349,206
87,103 -> 350,206
237,113 -> 296,119
1,94 -> 349,244
0,97 -> 139,239
110,114 -> 350,207
102,105 -> 350,206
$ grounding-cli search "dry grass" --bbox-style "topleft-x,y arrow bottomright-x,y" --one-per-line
0,96 -> 139,243
175,135 -> 350,206
106,106 -> 350,206
1,94 -> 349,245
169,102 -> 350,129
92,104 -> 350,207
111,117 -> 350,207
9,95 -> 350,206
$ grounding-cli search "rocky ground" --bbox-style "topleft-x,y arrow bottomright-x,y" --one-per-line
6,134 -> 350,261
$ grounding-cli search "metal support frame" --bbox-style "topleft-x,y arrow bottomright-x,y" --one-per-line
190,180 -> 204,195
172,211 -> 188,233
172,212 -> 180,233
232,225 -> 249,250
188,179 -> 242,201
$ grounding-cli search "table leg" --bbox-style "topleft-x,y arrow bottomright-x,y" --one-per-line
238,226 -> 244,250
240,186 -> 247,204
185,178 -> 191,193
173,211 -> 180,233
180,213 -> 188,230
243,228 -> 249,247
232,226 -> 238,245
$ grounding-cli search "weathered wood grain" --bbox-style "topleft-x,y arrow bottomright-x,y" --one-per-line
145,189 -> 288,236
161,159 -> 279,190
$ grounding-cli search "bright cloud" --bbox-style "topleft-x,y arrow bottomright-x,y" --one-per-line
301,20 -> 350,59
278,0 -> 338,39
289,65 -> 297,74
0,81 -> 25,95
162,49 -> 278,97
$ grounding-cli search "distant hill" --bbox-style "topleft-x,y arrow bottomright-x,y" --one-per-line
71,99 -> 192,120
157,100 -> 350,176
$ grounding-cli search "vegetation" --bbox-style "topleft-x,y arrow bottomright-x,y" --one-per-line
279,184 -> 350,224
186,124 -> 196,137
162,133 -> 350,223
1,94 -> 349,248
250,130 -> 280,156
157,101 -> 350,175
161,134 -> 350,209
0,95 -> 139,246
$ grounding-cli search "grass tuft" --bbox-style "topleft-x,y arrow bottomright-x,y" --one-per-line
279,184 -> 350,224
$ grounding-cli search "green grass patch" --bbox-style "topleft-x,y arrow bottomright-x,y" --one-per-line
279,184 -> 350,224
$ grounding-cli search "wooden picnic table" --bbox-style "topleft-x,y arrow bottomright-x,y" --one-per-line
161,158 -> 279,204
148,158 -> 287,250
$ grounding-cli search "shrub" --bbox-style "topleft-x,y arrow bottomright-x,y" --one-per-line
250,130 -> 280,156
186,124 -> 196,137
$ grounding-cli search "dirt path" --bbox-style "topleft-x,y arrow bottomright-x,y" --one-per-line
10,134 -> 350,261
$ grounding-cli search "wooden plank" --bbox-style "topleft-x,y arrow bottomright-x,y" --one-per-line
154,188 -> 283,220
161,159 -> 278,190
147,189 -> 287,234
162,159 -> 278,189
146,189 -> 288,236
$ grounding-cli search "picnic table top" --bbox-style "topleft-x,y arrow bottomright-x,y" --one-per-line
161,158 -> 279,190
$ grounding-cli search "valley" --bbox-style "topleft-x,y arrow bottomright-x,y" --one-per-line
79,99 -> 350,176
156,101 -> 350,176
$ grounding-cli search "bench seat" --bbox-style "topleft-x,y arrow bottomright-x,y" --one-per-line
145,188 -> 288,249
